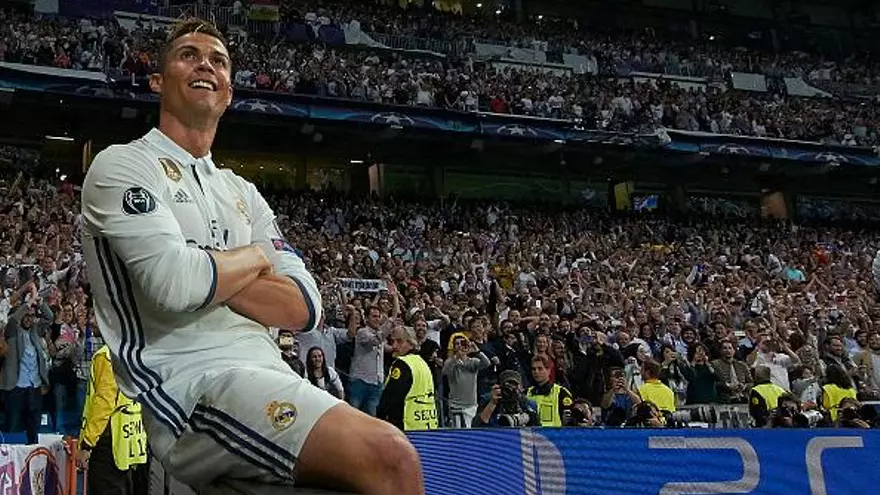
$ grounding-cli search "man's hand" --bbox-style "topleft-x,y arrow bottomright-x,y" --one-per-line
489,384 -> 502,405
76,449 -> 91,470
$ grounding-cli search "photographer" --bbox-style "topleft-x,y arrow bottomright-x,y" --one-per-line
836,397 -> 872,429
768,394 -> 826,428
750,366 -> 788,427
625,400 -> 666,428
474,370 -> 540,427
566,399 -> 596,427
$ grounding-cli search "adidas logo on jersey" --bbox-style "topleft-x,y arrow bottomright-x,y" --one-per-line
173,189 -> 193,204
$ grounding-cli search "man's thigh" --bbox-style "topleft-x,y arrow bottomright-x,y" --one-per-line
164,366 -> 341,488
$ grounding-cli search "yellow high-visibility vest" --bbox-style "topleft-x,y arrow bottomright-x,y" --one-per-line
639,380 -> 676,413
396,354 -> 438,431
752,382 -> 787,410
822,384 -> 857,421
82,346 -> 148,470
527,383 -> 569,427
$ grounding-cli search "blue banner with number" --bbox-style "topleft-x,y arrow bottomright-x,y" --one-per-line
408,428 -> 879,495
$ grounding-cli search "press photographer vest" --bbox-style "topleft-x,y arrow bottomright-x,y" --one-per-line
398,354 -> 438,431
752,382 -> 787,410
822,383 -> 856,421
83,346 -> 148,470
527,383 -> 564,427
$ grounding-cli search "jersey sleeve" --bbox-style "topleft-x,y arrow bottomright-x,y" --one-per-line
82,145 -> 216,313
244,180 -> 322,332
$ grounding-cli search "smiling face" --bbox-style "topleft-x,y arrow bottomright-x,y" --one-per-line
150,26 -> 233,126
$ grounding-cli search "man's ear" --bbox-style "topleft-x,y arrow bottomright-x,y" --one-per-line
149,73 -> 163,94
225,85 -> 233,106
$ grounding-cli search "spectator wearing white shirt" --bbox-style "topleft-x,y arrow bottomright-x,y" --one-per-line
747,331 -> 799,391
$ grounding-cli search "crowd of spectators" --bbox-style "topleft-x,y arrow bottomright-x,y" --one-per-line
2,154 -> 880,431
1,5 -> 879,145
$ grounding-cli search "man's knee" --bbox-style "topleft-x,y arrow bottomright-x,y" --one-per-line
363,422 -> 420,476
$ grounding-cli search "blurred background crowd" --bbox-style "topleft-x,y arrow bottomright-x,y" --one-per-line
2,166 -> 880,432
2,0 -> 880,440
0,0 -> 879,146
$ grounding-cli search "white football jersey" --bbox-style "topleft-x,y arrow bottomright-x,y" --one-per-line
81,128 -> 321,454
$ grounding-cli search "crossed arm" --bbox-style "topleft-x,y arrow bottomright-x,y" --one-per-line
209,245 -> 317,331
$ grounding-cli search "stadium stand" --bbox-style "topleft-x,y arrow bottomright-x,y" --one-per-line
2,0 -> 880,493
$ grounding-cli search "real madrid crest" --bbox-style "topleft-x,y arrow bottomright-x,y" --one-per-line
236,197 -> 250,225
265,401 -> 297,431
159,158 -> 183,182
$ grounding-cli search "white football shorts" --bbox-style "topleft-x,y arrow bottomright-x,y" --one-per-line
148,362 -> 341,488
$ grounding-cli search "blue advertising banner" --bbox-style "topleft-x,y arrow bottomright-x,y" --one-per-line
3,62 -> 878,167
408,428 -> 879,495
663,129 -> 880,167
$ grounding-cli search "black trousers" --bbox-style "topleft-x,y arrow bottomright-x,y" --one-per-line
87,432 -> 150,495
4,386 -> 42,444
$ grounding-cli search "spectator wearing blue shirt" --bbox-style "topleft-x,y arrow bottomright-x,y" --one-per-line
600,368 -> 641,426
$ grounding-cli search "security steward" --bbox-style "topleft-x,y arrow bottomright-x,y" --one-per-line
377,325 -> 438,431
526,354 -> 574,427
749,365 -> 788,427
77,343 -> 149,495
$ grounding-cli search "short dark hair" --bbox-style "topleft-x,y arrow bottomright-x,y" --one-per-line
641,359 -> 661,379
158,18 -> 227,72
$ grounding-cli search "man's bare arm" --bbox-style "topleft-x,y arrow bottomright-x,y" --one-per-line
209,245 -> 273,306
226,274 -> 314,330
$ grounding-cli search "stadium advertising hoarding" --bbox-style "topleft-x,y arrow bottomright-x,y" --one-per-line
409,428 -> 877,495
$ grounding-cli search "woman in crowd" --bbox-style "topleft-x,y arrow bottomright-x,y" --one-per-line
687,343 -> 720,404
306,346 -> 345,400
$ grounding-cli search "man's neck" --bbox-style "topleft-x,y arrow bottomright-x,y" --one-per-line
158,112 -> 218,158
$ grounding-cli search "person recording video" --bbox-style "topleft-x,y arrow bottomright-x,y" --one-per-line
474,370 -> 540,428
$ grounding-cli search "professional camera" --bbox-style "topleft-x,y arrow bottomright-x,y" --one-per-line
498,412 -> 533,427
494,370 -> 540,427
669,406 -> 718,427
793,410 -> 824,428
499,381 -> 522,412
772,402 -> 823,428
